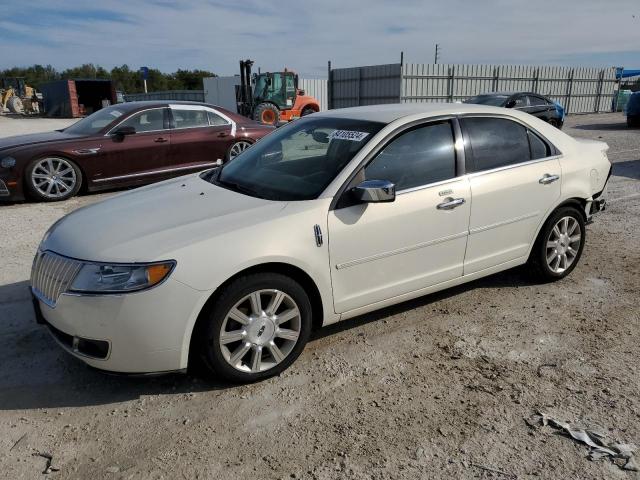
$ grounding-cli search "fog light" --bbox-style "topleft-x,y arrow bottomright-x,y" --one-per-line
0,157 -> 16,168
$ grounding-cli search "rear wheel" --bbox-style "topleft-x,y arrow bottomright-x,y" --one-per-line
26,157 -> 82,201
199,273 -> 312,383
254,103 -> 280,125
226,140 -> 252,162
528,207 -> 585,281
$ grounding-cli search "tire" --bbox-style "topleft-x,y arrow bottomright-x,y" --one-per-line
548,118 -> 561,129
628,117 -> 639,128
253,103 -> 280,125
301,107 -> 316,117
528,206 -> 586,282
199,273 -> 312,383
226,140 -> 252,162
7,96 -> 24,114
25,156 -> 82,202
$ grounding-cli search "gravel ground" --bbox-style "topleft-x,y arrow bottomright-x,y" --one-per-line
0,113 -> 639,479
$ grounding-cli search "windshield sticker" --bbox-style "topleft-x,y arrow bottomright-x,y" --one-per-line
109,110 -> 123,118
330,130 -> 369,142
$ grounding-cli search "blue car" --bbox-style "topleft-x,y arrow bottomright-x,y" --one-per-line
626,92 -> 640,128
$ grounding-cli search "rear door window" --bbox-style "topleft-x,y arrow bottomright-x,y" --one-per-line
527,96 -> 546,107
172,108 -> 209,129
365,121 -> 456,191
461,117 -> 531,172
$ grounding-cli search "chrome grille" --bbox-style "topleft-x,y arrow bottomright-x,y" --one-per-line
31,251 -> 83,307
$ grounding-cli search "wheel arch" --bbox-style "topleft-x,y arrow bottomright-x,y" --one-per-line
186,261 -> 325,369
526,197 -> 588,260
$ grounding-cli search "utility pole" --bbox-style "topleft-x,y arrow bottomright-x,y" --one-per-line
434,44 -> 441,64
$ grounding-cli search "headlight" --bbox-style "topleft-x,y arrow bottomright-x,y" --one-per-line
1,157 -> 17,169
69,261 -> 175,294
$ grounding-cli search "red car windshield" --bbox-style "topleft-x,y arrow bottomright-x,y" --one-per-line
64,106 -> 128,135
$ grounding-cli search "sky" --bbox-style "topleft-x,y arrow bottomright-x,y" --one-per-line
0,0 -> 638,77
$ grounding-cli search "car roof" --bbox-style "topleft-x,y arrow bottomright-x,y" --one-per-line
313,102 -> 515,123
113,100 -> 246,122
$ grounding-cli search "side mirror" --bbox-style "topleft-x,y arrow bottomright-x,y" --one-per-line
111,125 -> 136,137
351,179 -> 395,203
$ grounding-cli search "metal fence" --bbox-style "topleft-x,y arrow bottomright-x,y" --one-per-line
327,63 -> 618,114
328,64 -> 401,109
299,78 -> 328,111
123,90 -> 205,102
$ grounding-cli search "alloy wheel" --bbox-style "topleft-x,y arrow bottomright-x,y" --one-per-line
31,157 -> 77,199
219,289 -> 301,373
546,216 -> 581,273
228,141 -> 251,161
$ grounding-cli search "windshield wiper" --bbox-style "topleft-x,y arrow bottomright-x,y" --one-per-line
215,176 -> 264,199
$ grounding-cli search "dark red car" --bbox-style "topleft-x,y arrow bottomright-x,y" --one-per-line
0,101 -> 274,201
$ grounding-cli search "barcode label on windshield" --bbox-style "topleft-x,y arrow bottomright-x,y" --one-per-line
330,130 -> 369,142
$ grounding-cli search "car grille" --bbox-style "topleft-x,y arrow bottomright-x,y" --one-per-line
31,251 -> 83,307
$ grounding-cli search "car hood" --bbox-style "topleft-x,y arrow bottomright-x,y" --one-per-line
43,173 -> 288,262
0,130 -> 86,151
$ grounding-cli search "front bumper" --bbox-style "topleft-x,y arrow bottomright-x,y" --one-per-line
34,278 -> 207,373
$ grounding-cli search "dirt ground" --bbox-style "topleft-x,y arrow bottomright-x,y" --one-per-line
0,112 -> 639,480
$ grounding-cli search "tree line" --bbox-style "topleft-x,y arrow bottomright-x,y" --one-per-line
0,64 -> 216,93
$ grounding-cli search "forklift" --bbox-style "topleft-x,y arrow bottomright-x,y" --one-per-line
237,59 -> 320,125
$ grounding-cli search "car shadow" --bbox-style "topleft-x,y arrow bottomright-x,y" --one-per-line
612,159 -> 640,181
571,122 -> 629,131
0,267 -> 538,411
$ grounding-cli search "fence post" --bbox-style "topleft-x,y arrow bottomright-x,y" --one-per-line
565,69 -> 575,114
533,68 -> 539,93
448,65 -> 455,102
327,61 -> 332,110
493,66 -> 500,92
595,70 -> 604,113
356,68 -> 361,106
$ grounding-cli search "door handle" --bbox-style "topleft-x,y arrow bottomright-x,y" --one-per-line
154,137 -> 169,143
217,132 -> 228,138
539,174 -> 559,185
437,197 -> 465,210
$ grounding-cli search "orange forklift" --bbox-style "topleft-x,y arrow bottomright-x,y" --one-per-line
237,59 -> 320,125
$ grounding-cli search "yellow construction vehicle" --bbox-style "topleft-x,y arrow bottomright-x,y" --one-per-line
0,77 -> 42,114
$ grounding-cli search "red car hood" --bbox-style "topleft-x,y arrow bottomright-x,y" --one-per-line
0,130 -> 86,151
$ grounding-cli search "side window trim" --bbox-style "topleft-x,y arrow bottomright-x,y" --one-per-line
458,114 -> 561,175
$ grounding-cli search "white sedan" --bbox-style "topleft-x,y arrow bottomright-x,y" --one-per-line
31,103 -> 610,382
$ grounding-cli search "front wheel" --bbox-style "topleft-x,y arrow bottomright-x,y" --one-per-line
253,103 -> 280,125
199,273 -> 312,383
528,207 -> 586,281
25,157 -> 82,201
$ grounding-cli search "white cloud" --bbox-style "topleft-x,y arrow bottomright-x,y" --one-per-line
1,0 -> 638,76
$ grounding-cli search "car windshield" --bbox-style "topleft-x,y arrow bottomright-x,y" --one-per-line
211,117 -> 385,201
64,106 -> 127,135
464,95 -> 509,107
